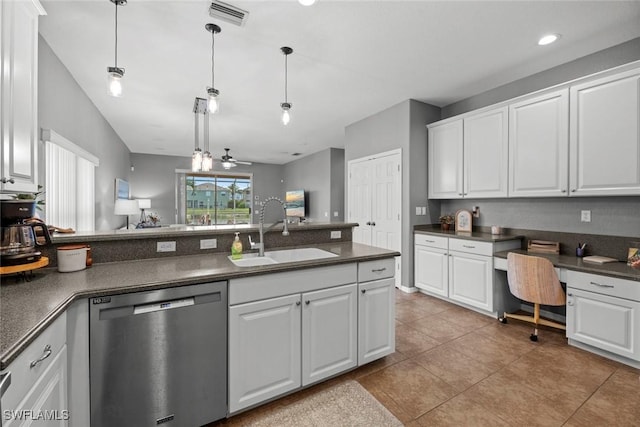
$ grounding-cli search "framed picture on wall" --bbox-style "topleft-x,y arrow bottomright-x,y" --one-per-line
115,178 -> 130,201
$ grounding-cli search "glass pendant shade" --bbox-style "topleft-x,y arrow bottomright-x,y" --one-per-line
192,148 -> 203,172
281,103 -> 291,126
202,151 -> 213,172
108,68 -> 124,97
207,89 -> 220,114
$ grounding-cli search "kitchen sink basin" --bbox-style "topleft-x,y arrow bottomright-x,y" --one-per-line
228,248 -> 337,267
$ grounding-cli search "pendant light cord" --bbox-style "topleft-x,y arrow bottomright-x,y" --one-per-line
114,2 -> 118,67
284,53 -> 288,103
211,30 -> 215,88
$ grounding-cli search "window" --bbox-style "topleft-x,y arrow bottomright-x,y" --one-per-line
182,173 -> 252,225
43,129 -> 99,231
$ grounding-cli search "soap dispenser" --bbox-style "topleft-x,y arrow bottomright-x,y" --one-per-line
231,232 -> 243,260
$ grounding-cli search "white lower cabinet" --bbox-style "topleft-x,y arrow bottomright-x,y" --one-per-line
1,314 -> 68,427
448,251 -> 493,312
566,271 -> 640,365
358,278 -> 395,365
228,282 -> 358,413
414,233 -> 520,315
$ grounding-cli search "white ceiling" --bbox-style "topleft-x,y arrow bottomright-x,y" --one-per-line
38,0 -> 640,164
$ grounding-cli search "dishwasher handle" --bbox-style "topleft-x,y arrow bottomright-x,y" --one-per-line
0,371 -> 11,398
134,297 -> 195,315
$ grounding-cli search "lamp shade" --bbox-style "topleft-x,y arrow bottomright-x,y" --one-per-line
137,199 -> 151,210
114,199 -> 139,215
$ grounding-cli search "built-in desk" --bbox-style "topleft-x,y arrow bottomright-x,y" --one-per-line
493,249 -> 640,369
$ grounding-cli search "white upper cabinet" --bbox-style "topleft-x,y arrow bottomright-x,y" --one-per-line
1,0 -> 45,193
569,68 -> 640,196
464,107 -> 508,198
509,89 -> 569,197
428,120 -> 463,198
428,107 -> 508,199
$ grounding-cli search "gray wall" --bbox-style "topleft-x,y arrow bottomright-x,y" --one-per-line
345,99 -> 441,288
130,153 -> 285,225
436,38 -> 640,239
282,148 -> 345,222
443,37 -> 640,118
38,36 -> 131,231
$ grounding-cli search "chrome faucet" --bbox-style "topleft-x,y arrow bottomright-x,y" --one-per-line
248,197 -> 289,256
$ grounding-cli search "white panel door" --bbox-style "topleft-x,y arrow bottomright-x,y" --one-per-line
464,107 -> 509,198
428,120 -> 464,199
448,251 -> 493,312
302,284 -> 357,386
509,89 -> 569,197
569,69 -> 640,196
567,288 -> 640,361
414,244 -> 448,297
347,160 -> 372,245
229,294 -> 301,413
358,278 -> 395,365
347,150 -> 402,287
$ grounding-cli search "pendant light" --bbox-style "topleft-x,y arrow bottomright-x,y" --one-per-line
205,23 -> 221,114
202,106 -> 213,172
192,98 -> 205,172
280,47 -> 293,125
107,0 -> 126,97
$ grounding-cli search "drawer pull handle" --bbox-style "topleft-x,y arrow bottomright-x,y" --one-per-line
462,245 -> 476,249
590,281 -> 614,288
30,345 -> 52,368
371,268 -> 387,273
296,301 -> 301,306
424,240 -> 435,243
361,289 -> 366,294
305,300 -> 310,305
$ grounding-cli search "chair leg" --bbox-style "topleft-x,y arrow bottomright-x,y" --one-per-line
530,303 -> 540,342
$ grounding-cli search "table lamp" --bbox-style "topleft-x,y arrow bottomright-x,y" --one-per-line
114,199 -> 139,229
137,199 -> 151,224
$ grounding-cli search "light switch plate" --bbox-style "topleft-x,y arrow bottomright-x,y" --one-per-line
157,241 -> 176,252
200,238 -> 217,249
330,231 -> 341,239
415,206 -> 421,215
581,210 -> 591,222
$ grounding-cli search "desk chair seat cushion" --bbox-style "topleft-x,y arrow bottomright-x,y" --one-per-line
506,252 -> 566,306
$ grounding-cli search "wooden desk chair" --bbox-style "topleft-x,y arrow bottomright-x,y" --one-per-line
500,252 -> 566,341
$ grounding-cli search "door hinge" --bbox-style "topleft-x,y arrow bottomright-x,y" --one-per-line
397,164 -> 400,172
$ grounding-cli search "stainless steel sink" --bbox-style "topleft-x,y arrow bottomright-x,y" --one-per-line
228,248 -> 337,267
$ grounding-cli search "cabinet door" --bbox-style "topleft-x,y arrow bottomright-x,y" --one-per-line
448,251 -> 493,312
302,284 -> 357,386
414,244 -> 448,297
0,0 -> 42,193
463,107 -> 508,198
509,89 -> 569,197
428,120 -> 463,199
5,346 -> 68,427
569,69 -> 640,196
358,278 -> 395,365
229,294 -> 301,413
567,288 -> 640,361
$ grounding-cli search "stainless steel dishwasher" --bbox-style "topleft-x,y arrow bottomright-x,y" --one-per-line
90,281 -> 227,427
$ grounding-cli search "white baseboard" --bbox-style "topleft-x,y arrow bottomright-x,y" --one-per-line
396,285 -> 418,293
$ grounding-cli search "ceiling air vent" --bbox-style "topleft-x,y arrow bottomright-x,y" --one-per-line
209,1 -> 249,27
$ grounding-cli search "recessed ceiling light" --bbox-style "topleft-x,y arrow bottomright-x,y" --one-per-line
538,34 -> 560,46
299,0 -> 316,5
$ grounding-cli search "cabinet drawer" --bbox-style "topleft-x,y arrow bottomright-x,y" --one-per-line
1,313 -> 66,413
414,233 -> 448,249
449,238 -> 493,256
566,270 -> 640,301
358,258 -> 395,283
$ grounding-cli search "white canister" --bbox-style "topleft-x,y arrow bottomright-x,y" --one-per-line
491,226 -> 502,235
57,245 -> 90,272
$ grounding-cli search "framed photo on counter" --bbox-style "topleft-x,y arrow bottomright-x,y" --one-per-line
455,209 -> 472,232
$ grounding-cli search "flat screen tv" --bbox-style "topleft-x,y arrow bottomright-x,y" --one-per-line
285,190 -> 306,218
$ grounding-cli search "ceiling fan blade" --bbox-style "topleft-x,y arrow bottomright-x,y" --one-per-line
235,160 -> 252,165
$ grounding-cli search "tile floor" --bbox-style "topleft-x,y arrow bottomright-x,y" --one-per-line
216,290 -> 640,426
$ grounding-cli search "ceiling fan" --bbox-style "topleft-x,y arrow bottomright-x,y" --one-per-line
218,148 -> 252,169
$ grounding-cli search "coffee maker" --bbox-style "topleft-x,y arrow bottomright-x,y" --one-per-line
1,200 -> 51,265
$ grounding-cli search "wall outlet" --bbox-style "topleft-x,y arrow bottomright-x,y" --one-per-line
157,241 -> 176,252
581,210 -> 591,222
200,238 -> 217,249
333,211 -> 339,217
421,206 -> 427,215
330,230 -> 341,239
415,206 -> 421,215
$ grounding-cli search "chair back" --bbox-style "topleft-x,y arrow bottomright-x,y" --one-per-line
507,252 -> 566,306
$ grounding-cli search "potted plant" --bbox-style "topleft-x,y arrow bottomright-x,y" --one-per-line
439,214 -> 455,231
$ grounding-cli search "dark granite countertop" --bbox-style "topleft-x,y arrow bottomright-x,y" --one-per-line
0,241 -> 398,370
494,249 -> 640,282
51,222 -> 357,243
414,224 -> 524,243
